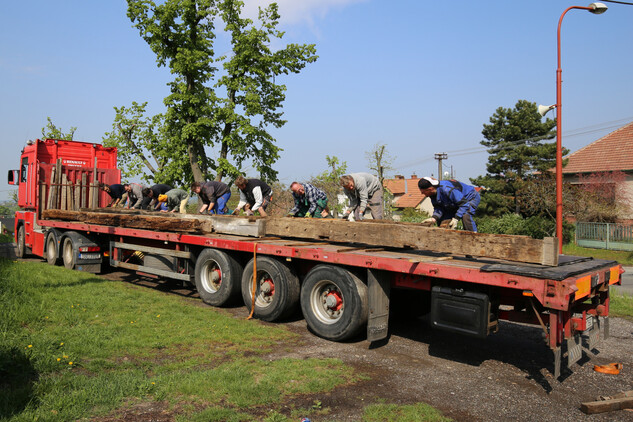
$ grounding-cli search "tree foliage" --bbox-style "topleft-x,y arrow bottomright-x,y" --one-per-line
102,102 -> 169,184
308,156 -> 347,216
41,117 -> 76,140
471,100 -> 559,215
365,143 -> 395,183
123,0 -> 317,186
516,171 -> 631,223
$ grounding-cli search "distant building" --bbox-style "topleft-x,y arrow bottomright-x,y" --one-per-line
562,121 -> 633,221
383,174 -> 433,219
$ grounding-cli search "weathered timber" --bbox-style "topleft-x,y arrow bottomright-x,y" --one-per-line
265,218 -> 559,266
42,209 -> 209,233
581,393 -> 633,414
39,207 -> 559,265
83,208 -> 265,237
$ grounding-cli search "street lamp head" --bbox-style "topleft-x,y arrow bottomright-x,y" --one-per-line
538,104 -> 556,117
588,2 -> 608,14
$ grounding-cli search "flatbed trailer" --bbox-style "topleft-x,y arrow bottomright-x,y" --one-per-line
8,138 -> 625,378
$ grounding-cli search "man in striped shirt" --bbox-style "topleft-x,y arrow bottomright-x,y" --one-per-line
287,182 -> 330,218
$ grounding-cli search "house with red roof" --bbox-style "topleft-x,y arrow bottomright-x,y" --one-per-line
563,121 -> 633,220
383,174 -> 433,219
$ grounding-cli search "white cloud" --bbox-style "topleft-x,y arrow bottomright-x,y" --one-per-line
242,0 -> 367,26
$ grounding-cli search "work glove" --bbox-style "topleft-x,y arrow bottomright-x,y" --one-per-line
304,212 -> 312,218
285,212 -> 295,218
421,217 -> 437,226
448,218 -> 459,230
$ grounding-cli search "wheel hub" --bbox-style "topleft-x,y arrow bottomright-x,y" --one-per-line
324,289 -> 343,312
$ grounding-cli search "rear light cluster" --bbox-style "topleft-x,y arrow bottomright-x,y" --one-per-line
78,246 -> 100,252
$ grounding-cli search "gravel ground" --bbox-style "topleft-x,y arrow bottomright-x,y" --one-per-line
4,244 -> 633,421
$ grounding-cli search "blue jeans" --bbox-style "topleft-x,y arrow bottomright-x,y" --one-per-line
209,192 -> 231,215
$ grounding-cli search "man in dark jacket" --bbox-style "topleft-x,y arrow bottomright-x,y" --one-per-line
141,184 -> 173,210
231,176 -> 272,217
417,177 -> 480,232
100,183 -> 126,208
191,181 -> 231,214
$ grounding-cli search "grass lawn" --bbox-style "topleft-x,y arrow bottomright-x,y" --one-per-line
0,258 -> 449,422
563,243 -> 633,266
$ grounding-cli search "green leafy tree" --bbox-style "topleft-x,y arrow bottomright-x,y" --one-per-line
41,117 -> 76,140
309,156 -> 347,216
126,0 -> 317,185
102,102 -> 170,184
471,99 -> 559,215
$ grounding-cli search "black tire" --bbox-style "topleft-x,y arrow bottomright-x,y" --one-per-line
300,265 -> 368,341
16,225 -> 26,258
241,256 -> 300,322
194,249 -> 243,306
62,237 -> 76,270
45,232 -> 60,265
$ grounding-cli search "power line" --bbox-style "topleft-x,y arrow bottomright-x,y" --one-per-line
601,0 -> 633,5
394,116 -> 633,171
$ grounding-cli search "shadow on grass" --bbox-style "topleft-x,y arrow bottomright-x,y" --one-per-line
0,347 -> 38,419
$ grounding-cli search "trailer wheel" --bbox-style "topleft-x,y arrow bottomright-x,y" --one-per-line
62,237 -> 76,269
16,225 -> 26,258
194,249 -> 243,306
241,257 -> 300,322
301,265 -> 368,341
45,232 -> 60,265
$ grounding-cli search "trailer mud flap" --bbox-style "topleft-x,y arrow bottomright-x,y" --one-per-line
586,321 -> 600,350
367,269 -> 390,343
566,335 -> 582,369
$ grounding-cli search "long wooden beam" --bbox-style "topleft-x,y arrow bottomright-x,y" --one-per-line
265,218 -> 558,266
40,208 -> 558,266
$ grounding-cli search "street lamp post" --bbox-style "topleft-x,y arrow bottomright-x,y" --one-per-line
554,2 -> 607,254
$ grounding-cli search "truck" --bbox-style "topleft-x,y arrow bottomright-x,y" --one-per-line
8,138 -> 624,378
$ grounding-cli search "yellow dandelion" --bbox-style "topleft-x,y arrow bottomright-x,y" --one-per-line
45,316 -> 49,319
151,382 -> 155,385
156,315 -> 160,318
63,355 -> 68,359
130,321 -> 134,324
71,305 -> 74,308
28,345 -> 33,348
68,362 -> 73,365
60,342 -> 64,346
57,358 -> 61,362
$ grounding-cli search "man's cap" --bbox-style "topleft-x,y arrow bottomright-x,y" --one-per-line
417,177 -> 439,190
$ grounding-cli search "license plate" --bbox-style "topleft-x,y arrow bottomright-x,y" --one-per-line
78,253 -> 101,260
585,315 -> 594,331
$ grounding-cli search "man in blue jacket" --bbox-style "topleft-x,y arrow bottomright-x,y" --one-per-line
417,177 -> 480,232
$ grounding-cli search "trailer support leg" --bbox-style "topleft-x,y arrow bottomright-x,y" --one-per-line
367,269 -> 390,343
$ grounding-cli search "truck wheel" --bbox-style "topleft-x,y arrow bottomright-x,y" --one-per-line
16,225 -> 26,258
195,249 -> 243,306
45,232 -> 60,265
62,237 -> 76,269
241,256 -> 300,322
300,265 -> 368,341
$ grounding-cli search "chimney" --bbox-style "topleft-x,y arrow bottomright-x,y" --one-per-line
411,174 -> 417,179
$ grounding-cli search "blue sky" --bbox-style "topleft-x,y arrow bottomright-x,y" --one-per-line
1,0 -> 632,201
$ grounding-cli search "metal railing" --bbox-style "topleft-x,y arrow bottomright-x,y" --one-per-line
576,222 -> 633,251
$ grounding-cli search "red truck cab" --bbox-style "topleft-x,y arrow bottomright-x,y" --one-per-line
8,138 -> 120,259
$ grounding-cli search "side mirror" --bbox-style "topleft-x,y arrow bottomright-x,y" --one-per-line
7,170 -> 18,185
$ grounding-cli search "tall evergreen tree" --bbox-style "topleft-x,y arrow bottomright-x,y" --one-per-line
471,99 -> 559,215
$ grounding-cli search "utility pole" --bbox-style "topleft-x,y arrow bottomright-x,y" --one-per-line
434,153 -> 448,180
